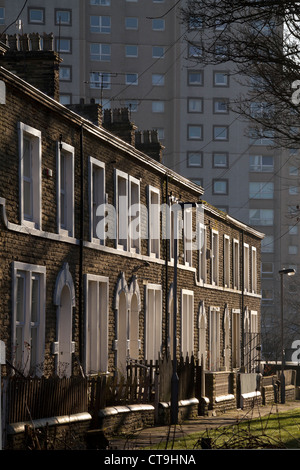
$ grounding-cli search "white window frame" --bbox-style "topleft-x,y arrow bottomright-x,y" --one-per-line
152,18 -> 165,31
18,122 -> 42,230
214,98 -> 229,114
213,71 -> 229,86
90,71 -> 111,90
90,43 -> 111,61
145,284 -> 162,361
188,70 -> 203,86
152,73 -> 165,86
181,289 -> 194,357
115,169 -> 129,251
211,229 -> 219,286
125,73 -> 138,85
152,46 -> 165,58
168,203 -> 177,263
129,175 -> 141,254
249,182 -> 274,199
56,38 -> 72,53
198,223 -> 206,284
59,66 -> 72,81
249,154 -> 274,172
188,97 -> 203,113
233,238 -> 240,290
12,261 -> 46,376
184,207 -> 193,267
209,306 -> 220,371
114,170 -> 141,253
90,15 -> 111,33
125,17 -> 138,30
85,274 -> 109,374
232,309 -> 241,369
55,9 -> 71,26
187,152 -> 202,167
249,208 -> 274,226
152,101 -> 165,113
148,185 -> 160,258
189,44 -> 202,57
125,45 -> 138,57
262,262 -> 274,278
251,246 -> 257,293
28,8 -> 44,24
57,141 -> 75,237
198,302 -> 206,365
250,310 -> 259,371
90,0 -> 110,4
224,235 -> 230,288
89,157 -> 105,244
214,125 -> 228,141
188,124 -> 203,140
125,100 -> 139,112
243,243 -> 250,292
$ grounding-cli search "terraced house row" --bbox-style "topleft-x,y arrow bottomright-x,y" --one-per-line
0,43 -> 263,383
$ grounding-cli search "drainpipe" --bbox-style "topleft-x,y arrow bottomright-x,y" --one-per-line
241,229 -> 245,370
165,174 -> 169,353
79,125 -> 84,365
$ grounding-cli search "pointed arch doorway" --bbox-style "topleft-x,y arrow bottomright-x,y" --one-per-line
53,263 -> 75,378
114,273 -> 141,376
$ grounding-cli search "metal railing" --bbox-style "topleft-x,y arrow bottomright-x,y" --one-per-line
244,332 -> 261,373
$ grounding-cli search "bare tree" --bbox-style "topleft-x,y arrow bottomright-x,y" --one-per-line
181,0 -> 300,149
181,1 -> 300,362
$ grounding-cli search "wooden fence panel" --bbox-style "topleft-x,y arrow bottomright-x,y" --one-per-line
5,376 -> 88,424
5,356 -> 199,424
158,352 -> 172,402
177,354 -> 196,401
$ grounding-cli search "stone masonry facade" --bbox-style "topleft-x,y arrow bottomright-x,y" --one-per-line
0,46 -> 263,385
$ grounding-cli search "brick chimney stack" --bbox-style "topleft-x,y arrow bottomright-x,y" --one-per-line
135,129 -> 164,163
0,33 -> 61,101
68,98 -> 103,127
102,108 -> 137,146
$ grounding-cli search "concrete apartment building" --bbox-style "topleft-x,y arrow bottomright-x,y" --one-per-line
0,0 -> 299,357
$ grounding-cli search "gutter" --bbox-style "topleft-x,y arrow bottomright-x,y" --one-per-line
0,66 -> 204,198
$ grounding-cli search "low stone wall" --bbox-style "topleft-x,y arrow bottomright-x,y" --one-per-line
2,397 -> 206,449
6,412 -> 92,450
238,373 -> 262,409
240,391 -> 262,409
204,371 -> 237,413
157,398 -> 199,424
261,376 -> 278,405
98,404 -> 155,436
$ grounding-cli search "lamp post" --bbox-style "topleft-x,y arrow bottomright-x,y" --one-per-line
171,214 -> 179,425
278,268 -> 296,404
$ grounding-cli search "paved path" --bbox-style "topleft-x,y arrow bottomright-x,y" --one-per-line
108,400 -> 300,450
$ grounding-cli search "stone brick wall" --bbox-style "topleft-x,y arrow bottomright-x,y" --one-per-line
0,63 -> 263,381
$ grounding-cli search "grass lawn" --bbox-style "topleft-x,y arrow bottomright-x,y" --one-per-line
149,408 -> 300,450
